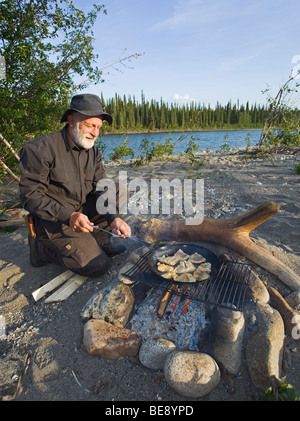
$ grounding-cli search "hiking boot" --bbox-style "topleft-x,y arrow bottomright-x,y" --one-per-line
28,235 -> 47,267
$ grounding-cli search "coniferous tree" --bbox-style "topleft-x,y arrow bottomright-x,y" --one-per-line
100,92 -> 291,134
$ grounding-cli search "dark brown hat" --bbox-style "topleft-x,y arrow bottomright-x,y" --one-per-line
61,94 -> 113,125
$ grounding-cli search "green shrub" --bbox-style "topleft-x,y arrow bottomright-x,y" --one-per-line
109,139 -> 135,161
294,162 -> 300,174
135,137 -> 175,165
259,377 -> 300,401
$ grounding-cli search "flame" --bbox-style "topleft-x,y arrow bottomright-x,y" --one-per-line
181,299 -> 190,314
170,296 -> 181,313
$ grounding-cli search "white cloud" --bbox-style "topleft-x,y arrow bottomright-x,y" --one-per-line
150,0 -> 204,31
150,0 -> 262,32
173,93 -> 197,102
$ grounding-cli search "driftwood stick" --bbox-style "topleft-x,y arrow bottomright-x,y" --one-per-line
0,133 -> 20,161
0,218 -> 25,228
0,158 -> 20,182
136,201 -> 300,291
229,201 -> 280,231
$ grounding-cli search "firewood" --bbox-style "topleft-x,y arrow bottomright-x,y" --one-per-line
136,201 -> 300,291
32,270 -> 74,301
44,274 -> 87,303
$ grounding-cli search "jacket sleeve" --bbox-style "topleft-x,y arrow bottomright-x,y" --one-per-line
19,140 -> 73,224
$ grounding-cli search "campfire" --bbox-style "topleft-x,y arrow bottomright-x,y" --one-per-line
123,249 -> 251,314
123,251 -> 252,350
81,202 -> 300,398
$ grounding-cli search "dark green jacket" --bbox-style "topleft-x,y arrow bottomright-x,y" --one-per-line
19,125 -> 107,224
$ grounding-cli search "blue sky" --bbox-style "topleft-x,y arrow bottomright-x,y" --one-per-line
74,0 -> 300,107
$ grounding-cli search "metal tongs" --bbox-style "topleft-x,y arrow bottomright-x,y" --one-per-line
92,226 -> 153,249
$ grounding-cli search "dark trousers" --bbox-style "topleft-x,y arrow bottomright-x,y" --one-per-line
34,183 -> 128,277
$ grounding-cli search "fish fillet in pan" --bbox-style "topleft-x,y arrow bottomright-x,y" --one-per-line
174,249 -> 189,260
158,255 -> 179,266
157,249 -> 212,283
193,262 -> 211,281
188,252 -> 206,264
173,273 -> 197,283
174,260 -> 196,274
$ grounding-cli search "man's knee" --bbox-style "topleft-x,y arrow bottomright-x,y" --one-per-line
64,253 -> 111,277
38,235 -> 111,277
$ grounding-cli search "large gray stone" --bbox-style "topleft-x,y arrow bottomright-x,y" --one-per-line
139,338 -> 176,370
80,281 -> 134,327
246,270 -> 269,303
285,290 -> 300,310
164,351 -> 220,398
210,307 -> 245,375
246,302 -> 285,390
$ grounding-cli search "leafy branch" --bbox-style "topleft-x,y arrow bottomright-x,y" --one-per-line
258,71 -> 300,150
74,50 -> 145,91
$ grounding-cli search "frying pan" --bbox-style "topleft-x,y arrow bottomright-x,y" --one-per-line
94,227 -> 221,284
147,243 -> 221,284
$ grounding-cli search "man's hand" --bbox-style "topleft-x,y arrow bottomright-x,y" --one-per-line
69,212 -> 94,233
110,217 -> 131,238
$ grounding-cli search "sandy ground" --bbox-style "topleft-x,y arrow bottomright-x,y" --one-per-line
0,150 -> 300,404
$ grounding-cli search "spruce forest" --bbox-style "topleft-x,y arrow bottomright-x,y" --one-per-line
102,91 -> 285,133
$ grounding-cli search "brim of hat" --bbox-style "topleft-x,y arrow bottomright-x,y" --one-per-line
61,109 -> 113,125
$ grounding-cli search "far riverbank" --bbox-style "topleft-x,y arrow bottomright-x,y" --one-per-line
97,129 -> 262,161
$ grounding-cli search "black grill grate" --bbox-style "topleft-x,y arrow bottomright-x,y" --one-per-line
122,251 -> 251,312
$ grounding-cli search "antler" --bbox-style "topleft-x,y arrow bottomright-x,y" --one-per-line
136,201 -> 300,291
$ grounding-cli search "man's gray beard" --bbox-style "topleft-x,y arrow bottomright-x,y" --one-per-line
72,123 -> 96,149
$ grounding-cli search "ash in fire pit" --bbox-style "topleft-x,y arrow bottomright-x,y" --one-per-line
123,246 -> 252,351
127,289 -> 207,351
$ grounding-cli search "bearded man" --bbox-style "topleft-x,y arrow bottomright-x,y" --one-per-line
19,94 -> 131,277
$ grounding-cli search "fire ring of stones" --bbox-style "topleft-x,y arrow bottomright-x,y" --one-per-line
81,245 -> 289,398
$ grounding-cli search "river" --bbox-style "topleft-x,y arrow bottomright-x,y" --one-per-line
97,129 -> 262,162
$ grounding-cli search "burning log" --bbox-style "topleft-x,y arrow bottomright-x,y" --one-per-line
136,201 -> 300,291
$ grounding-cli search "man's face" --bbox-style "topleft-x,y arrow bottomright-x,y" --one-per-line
68,115 -> 103,149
